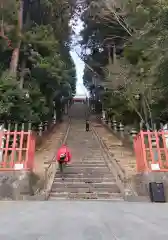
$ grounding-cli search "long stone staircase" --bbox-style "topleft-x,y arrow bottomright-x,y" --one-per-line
49,103 -> 123,201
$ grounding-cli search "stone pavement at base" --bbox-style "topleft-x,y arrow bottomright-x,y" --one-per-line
0,201 -> 168,239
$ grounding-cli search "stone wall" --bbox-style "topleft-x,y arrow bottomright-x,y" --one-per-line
100,118 -> 135,150
99,117 -> 168,202
133,172 -> 168,202
0,171 -> 35,200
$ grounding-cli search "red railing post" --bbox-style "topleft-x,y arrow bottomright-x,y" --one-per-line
0,127 -> 36,171
134,130 -> 168,173
26,133 -> 35,170
140,131 -> 149,172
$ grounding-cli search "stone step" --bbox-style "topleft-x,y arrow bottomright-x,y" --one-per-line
82,155 -> 103,158
52,182 -> 117,188
70,162 -> 106,165
66,166 -> 108,169
125,195 -> 150,202
54,173 -> 114,178
49,192 -> 123,200
67,164 -> 107,168
51,187 -> 119,194
77,156 -> 104,158
57,168 -> 110,174
53,177 -> 114,183
48,116 -> 124,201
51,183 -> 120,193
78,159 -> 105,161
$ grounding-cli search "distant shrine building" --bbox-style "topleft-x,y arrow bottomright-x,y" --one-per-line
73,95 -> 88,104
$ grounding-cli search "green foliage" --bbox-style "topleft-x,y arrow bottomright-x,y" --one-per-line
0,0 -> 77,123
0,72 -> 31,121
81,0 -> 168,127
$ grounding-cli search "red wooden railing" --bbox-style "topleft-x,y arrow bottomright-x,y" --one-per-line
134,130 -> 168,172
0,130 -> 35,171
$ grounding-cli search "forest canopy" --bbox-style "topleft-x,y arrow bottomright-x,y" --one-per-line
80,0 -> 168,128
0,0 -> 77,124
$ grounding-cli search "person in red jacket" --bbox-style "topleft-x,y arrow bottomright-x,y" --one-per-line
56,144 -> 71,173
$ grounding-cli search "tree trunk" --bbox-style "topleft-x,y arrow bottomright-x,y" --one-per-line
9,0 -> 23,76
141,95 -> 148,127
19,58 -> 26,89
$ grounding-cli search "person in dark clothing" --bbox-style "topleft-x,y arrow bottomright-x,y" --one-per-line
86,120 -> 89,131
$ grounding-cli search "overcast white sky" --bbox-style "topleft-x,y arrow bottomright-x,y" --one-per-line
70,18 -> 88,96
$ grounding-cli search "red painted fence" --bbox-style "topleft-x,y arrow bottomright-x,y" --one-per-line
0,130 -> 35,170
134,130 -> 168,173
